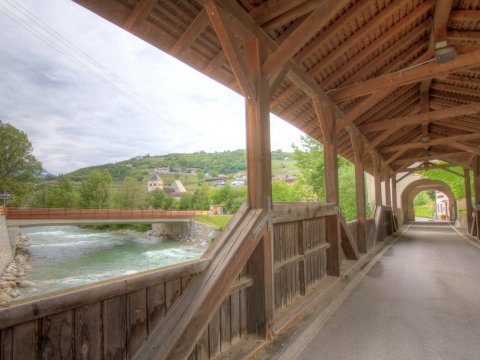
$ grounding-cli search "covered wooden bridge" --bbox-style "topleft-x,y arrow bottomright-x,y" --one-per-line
2,0 -> 480,359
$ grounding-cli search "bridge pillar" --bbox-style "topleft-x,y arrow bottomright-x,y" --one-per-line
152,222 -> 192,239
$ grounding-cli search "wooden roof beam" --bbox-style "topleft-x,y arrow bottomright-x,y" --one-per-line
170,9 -> 209,56
449,142 -> 480,156
450,10 -> 480,21
447,31 -> 480,41
260,1 -> 323,32
361,102 -> 480,132
123,0 -> 157,30
262,0 -> 350,80
248,0 -> 308,27
392,151 -> 468,165
380,132 -> 480,153
205,1 -> 255,100
329,48 -> 480,101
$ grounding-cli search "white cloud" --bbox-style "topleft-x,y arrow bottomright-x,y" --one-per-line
0,0 -> 304,174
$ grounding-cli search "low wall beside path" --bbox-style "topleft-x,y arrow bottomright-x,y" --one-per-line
0,213 -> 14,273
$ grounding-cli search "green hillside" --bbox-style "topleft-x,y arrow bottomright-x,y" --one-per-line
66,149 -> 294,182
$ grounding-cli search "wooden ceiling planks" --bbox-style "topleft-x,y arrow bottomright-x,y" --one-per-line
73,0 -> 480,172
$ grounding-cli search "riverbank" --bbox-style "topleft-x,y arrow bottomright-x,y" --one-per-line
0,221 -> 219,304
0,235 -> 34,305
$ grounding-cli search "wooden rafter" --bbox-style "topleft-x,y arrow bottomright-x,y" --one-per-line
262,0 -> 350,80
205,1 -> 255,100
380,132 -> 480,153
170,9 -> 209,56
361,102 -> 480,132
450,10 -> 480,21
123,0 -> 157,30
329,49 -> 480,101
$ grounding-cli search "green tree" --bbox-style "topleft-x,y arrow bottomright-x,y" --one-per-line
116,176 -> 145,209
272,180 -> 307,202
293,136 -> 325,201
0,121 -> 42,202
177,193 -> 194,210
162,196 -> 177,210
80,170 -> 112,208
191,184 -> 211,210
147,188 -> 166,209
49,176 -> 77,207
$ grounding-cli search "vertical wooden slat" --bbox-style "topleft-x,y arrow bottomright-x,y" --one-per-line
12,321 -> 38,360
195,328 -> 209,360
41,311 -> 73,359
230,290 -> 241,345
326,214 -> 340,276
239,288 -> 247,337
127,289 -> 147,358
103,295 -> 127,360
1,328 -> 13,360
147,283 -> 166,334
75,303 -> 102,360
220,296 -> 231,351
208,310 -> 220,358
165,278 -> 182,311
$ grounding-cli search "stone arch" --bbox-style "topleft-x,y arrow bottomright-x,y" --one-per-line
400,179 -> 456,223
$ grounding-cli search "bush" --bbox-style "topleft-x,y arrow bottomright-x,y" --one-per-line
415,205 -> 434,219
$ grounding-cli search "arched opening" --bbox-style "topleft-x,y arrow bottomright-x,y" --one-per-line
400,179 -> 456,223
413,190 -> 451,221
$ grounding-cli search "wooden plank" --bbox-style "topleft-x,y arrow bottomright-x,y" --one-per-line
0,328 -> 13,360
325,215 -> 340,276
170,9 -> 209,56
380,132 -> 480,153
208,310 -> 220,358
329,49 -> 480,101
41,311 -> 73,359
230,290 -> 241,345
0,259 -> 206,330
127,289 -> 148,358
195,328 -> 209,360
338,215 -> 359,260
249,0 -> 308,27
220,296 -> 231,352
12,321 -> 37,360
103,295 -> 127,360
350,133 -> 367,253
262,0 -> 350,79
75,303 -> 102,360
205,1 -> 255,100
123,0 -> 158,30
361,102 -> 480,132
165,278 -> 182,311
450,10 -> 480,21
147,283 -> 165,334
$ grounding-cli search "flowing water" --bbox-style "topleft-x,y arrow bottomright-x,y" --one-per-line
18,225 -> 208,299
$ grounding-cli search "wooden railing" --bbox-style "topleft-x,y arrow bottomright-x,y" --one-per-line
0,202 -> 397,360
5,207 -> 210,220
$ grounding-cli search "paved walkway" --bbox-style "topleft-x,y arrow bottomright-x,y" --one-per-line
270,223 -> 480,360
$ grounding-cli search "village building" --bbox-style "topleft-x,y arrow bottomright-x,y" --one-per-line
147,173 -> 163,192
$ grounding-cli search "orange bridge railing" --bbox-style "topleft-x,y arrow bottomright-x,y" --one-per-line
5,207 -> 210,220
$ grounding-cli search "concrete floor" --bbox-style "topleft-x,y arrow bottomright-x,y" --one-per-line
266,223 -> 480,360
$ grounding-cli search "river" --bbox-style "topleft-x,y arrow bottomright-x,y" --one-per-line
18,225 -> 208,299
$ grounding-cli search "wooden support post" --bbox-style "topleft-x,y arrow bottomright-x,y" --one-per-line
350,132 -> 367,253
392,174 -> 398,213
313,100 -> 340,276
473,156 -> 480,239
464,167 -> 473,233
384,168 -> 392,207
372,154 -> 382,206
244,36 -> 274,338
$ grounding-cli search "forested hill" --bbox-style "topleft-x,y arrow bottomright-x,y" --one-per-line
66,149 -> 292,182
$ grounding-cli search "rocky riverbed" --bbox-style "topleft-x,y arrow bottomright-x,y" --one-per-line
0,235 -> 34,305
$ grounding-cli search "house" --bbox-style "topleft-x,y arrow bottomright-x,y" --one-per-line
285,176 -> 297,184
171,179 -> 187,193
231,180 -> 245,187
205,176 -> 228,183
153,167 -> 170,174
147,173 -> 164,192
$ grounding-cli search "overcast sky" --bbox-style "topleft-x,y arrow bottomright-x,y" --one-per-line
0,0 -> 304,174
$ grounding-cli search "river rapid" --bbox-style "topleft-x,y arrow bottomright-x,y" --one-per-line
18,225 -> 208,299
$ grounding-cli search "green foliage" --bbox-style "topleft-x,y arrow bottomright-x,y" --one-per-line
147,189 -> 166,209
48,176 -> 77,207
191,184 -> 211,210
420,167 -> 465,199
293,136 -> 325,201
80,170 -> 112,208
194,215 -> 233,230
0,121 -> 42,202
82,223 -> 151,232
210,185 -> 246,214
414,190 -> 435,206
293,136 -> 358,221
162,196 -> 177,210
116,177 -> 146,209
415,204 -> 434,219
272,180 -> 307,202
66,149 -> 294,183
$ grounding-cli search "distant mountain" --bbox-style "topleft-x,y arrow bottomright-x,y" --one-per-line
65,149 -> 294,182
